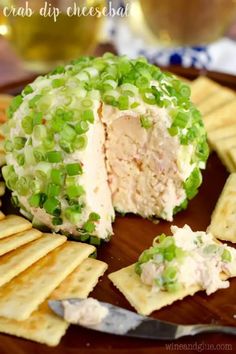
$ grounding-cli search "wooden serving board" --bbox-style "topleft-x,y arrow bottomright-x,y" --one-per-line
0,69 -> 236,354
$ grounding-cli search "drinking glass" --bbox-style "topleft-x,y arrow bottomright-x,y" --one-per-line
0,0 -> 105,72
131,0 -> 236,46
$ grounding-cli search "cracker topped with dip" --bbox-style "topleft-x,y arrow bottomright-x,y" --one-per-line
109,225 -> 236,315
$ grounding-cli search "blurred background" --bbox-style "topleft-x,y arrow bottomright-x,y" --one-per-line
1,0 -> 236,86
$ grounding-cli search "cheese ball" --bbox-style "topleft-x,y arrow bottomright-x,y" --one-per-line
3,54 -> 209,242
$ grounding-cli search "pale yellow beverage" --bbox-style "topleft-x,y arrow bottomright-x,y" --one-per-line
1,0 -> 105,72
139,0 -> 236,46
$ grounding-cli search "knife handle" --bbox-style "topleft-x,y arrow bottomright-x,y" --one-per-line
177,324 -> 236,338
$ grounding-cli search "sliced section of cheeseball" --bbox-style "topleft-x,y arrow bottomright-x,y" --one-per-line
3,54 -> 209,241
100,60 -> 208,221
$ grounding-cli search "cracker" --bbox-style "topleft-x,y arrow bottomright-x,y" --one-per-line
214,136 -> 236,172
228,147 -> 236,171
198,87 -> 235,116
190,77 -> 220,105
0,228 -> 42,257
0,233 -> 66,287
0,215 -> 32,239
208,124 -> 236,148
0,182 -> 5,197
109,265 -> 200,316
204,100 -> 236,132
0,240 -> 95,321
208,173 -> 236,242
0,258 -> 107,347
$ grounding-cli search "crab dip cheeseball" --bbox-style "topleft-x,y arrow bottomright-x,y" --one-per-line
3,54 -> 209,242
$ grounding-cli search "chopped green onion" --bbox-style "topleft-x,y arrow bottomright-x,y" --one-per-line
24,146 -> 36,165
52,217 -> 63,226
120,83 -> 139,97
7,95 -> 23,119
28,193 -> 43,207
59,140 -> 74,153
66,163 -> 83,176
168,126 -> 178,136
51,66 -> 65,75
4,140 -> 14,152
46,151 -> 63,163
36,161 -> 52,176
166,282 -> 181,292
60,124 -> 76,141
23,85 -> 33,95
33,149 -> 45,162
66,185 -> 85,199
196,139 -> 209,162
83,221 -> 96,233
81,109 -> 94,123
89,236 -> 101,246
118,95 -> 129,110
28,95 -> 42,109
43,197 -> 60,216
172,112 -> 189,128
51,169 -> 65,186
47,183 -> 60,197
73,135 -> 88,150
75,120 -> 89,135
2,165 -> 15,181
52,78 -> 65,88
162,266 -> 177,283
51,115 -> 65,132
29,179 -> 41,193
130,102 -> 140,109
136,76 -> 150,89
80,234 -> 90,242
180,84 -> 191,98
89,212 -> 100,221
102,79 -> 118,91
42,138 -> 55,150
65,205 -> 82,223
163,244 -> 176,261
65,176 -> 76,186
22,115 -> 33,134
16,176 -> 29,196
140,116 -> 153,129
33,124 -> 47,139
14,137 -> 27,150
81,98 -> 93,108
222,249 -> 232,263
32,112 -> 43,126
184,168 -> 202,200
16,154 -> 25,166
141,89 -> 156,105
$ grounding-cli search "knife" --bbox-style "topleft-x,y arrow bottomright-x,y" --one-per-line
48,298 -> 236,340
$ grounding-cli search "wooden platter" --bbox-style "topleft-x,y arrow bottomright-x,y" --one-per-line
0,68 -> 235,354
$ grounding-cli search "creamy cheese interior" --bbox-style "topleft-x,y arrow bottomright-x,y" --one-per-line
102,104 -> 186,221
139,225 -> 236,295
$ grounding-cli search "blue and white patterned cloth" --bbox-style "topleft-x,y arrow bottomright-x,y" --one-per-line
106,4 -> 236,75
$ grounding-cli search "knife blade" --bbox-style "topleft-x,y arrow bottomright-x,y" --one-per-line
48,298 -> 236,340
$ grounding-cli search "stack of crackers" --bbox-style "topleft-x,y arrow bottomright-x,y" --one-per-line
208,173 -> 236,242
191,77 -> 236,172
0,212 -> 107,346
